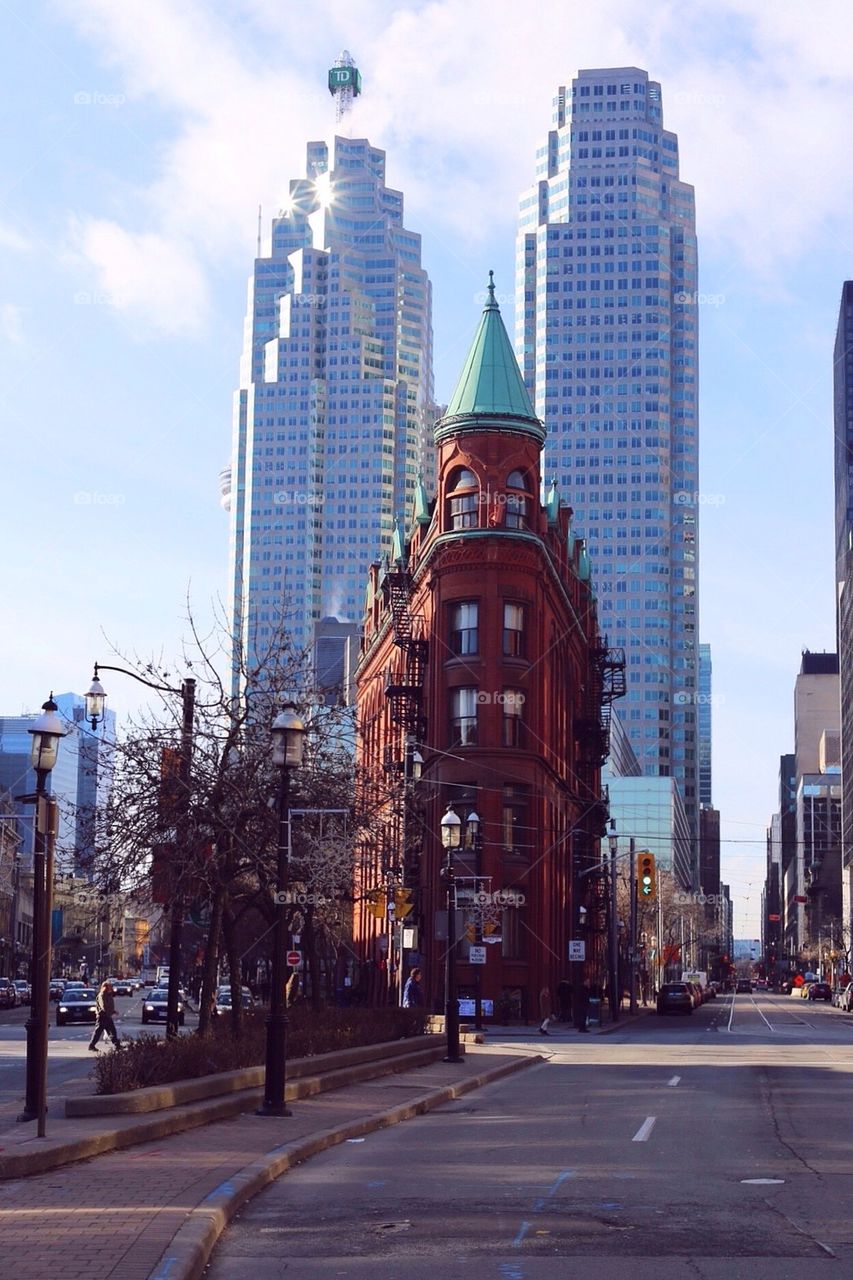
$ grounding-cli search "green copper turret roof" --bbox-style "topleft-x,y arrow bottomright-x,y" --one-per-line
443,273 -> 540,425
412,472 -> 431,525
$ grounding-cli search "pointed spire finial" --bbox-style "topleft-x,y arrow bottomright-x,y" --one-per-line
487,270 -> 496,307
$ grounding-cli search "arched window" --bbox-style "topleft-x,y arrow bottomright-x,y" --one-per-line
505,470 -> 530,530
446,467 -> 479,531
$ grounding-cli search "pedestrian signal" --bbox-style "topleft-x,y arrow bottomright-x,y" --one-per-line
637,852 -> 656,901
464,921 -> 477,944
393,887 -> 414,920
367,889 -> 386,920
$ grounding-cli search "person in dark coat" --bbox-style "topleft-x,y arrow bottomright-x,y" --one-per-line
539,985 -> 553,1035
402,967 -> 425,1008
574,982 -> 590,1032
89,981 -> 120,1050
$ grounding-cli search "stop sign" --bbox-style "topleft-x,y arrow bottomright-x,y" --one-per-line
286,951 -> 301,967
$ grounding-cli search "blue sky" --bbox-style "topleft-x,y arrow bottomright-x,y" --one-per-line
2,0 -> 852,934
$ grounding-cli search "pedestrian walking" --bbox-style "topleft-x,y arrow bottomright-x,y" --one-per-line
88,980 -> 120,1051
574,981 -> 590,1032
539,984 -> 553,1035
402,966 -> 425,1008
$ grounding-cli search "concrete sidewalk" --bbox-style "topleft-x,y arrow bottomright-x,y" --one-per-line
0,1045 -> 540,1280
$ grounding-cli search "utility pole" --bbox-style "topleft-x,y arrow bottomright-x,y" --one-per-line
629,838 -> 637,1014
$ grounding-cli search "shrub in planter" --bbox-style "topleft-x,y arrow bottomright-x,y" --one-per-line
93,1006 -> 428,1095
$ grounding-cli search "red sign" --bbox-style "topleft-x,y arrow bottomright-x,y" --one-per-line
793,895 -> 808,904
768,914 -> 781,922
286,951 -> 301,967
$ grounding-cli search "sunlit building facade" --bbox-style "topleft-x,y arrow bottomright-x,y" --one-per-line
516,67 -> 700,862
226,136 -> 435,684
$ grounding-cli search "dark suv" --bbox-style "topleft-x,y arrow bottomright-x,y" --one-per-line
0,978 -> 17,1009
657,983 -> 693,1015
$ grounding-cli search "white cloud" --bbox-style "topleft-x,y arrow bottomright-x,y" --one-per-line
0,223 -> 31,253
0,303 -> 25,346
55,0 -> 853,331
71,219 -> 211,336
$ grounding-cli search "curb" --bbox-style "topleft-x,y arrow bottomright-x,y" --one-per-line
0,1044 -> 449,1180
149,1053 -> 542,1280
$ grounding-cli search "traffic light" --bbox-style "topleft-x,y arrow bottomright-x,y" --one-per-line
366,889 -> 386,921
393,887 -> 414,921
637,852 -> 656,901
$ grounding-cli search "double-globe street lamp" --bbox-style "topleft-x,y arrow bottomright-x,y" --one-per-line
258,705 -> 306,1117
439,804 -> 480,1065
86,663 -> 195,1041
18,695 -> 66,1134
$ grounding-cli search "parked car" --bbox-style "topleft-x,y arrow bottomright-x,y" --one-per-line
808,982 -> 832,1002
214,987 -> 255,1014
657,982 -> 693,1016
685,982 -> 704,1008
0,978 -> 17,1009
106,977 -> 134,997
837,983 -> 853,1011
56,988 -> 98,1026
142,989 -> 185,1026
12,979 -> 32,1005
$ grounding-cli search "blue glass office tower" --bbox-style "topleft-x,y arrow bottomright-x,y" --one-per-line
517,68 -> 700,852
226,136 -> 435,684
698,643 -> 712,806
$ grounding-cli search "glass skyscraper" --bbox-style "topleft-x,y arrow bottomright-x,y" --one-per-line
226,136 -> 435,682
698,643 -> 712,806
516,67 -> 700,848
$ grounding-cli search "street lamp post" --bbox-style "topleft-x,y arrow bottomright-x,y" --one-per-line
440,804 -> 463,1064
258,705 -> 306,1117
608,821 -> 620,1023
86,663 -> 195,1040
18,695 -> 66,1134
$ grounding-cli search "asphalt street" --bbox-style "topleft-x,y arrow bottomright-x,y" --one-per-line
204,990 -> 853,1279
0,988 -> 198,1125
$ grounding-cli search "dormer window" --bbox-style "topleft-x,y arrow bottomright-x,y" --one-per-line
447,467 -> 479,531
505,470 -> 530,530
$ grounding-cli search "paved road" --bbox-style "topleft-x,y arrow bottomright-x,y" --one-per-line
206,990 -> 853,1278
0,989 -> 198,1125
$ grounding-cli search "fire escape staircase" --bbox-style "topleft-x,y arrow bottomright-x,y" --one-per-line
382,564 -> 428,744
577,639 -> 626,767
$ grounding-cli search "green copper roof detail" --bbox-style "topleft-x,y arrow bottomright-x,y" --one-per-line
413,472 -> 431,525
443,272 -> 539,423
546,475 -> 560,525
390,518 -> 405,566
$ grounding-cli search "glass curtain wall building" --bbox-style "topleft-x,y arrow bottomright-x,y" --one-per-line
516,67 -> 700,858
226,136 -> 435,687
